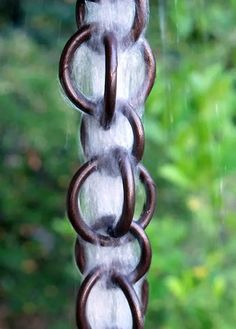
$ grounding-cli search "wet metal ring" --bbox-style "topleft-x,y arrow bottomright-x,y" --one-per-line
102,32 -> 118,128
59,24 -> 118,123
111,272 -> 144,329
59,24 -> 96,115
130,40 -> 156,110
111,149 -> 135,238
137,164 -> 156,229
76,0 -> 147,46
75,222 -> 151,284
80,104 -> 144,162
127,222 -> 152,283
120,105 -> 145,162
76,267 -> 144,329
76,267 -> 101,329
67,151 -> 135,246
68,160 -> 155,245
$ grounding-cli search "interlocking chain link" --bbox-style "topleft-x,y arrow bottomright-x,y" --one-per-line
59,0 -> 156,327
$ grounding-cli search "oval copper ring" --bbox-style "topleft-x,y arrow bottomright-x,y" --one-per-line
137,164 -> 157,229
59,24 -> 97,115
76,267 -> 102,329
130,39 -> 156,110
111,272 -> 144,329
76,0 -> 147,46
59,24 -> 118,124
75,222 -> 151,284
76,267 -> 144,329
67,150 -> 135,246
102,32 -> 118,128
120,105 -> 144,162
111,149 -> 135,238
127,222 -> 152,283
80,104 -> 144,162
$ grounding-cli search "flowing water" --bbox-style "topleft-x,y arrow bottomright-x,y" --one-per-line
70,0 -> 148,327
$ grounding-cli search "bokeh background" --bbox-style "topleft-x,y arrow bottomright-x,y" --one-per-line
0,0 -> 236,328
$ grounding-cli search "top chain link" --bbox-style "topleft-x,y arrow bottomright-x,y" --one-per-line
59,0 -> 156,126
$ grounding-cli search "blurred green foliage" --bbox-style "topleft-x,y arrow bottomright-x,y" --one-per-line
0,1 -> 235,328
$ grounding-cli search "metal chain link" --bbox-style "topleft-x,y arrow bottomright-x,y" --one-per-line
59,0 -> 156,327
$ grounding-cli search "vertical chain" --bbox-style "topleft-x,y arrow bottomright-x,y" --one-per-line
59,0 -> 156,327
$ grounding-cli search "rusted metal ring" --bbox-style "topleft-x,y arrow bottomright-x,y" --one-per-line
111,149 -> 135,238
130,40 -> 156,110
120,105 -> 145,162
59,24 -> 97,115
59,24 -> 118,124
69,161 -> 156,245
75,222 -> 151,284
81,104 -> 144,162
137,164 -> 156,229
76,0 -> 147,46
76,267 -> 144,329
76,267 -> 102,329
111,272 -> 144,329
102,32 -> 118,128
67,150 -> 135,246
128,222 -> 151,283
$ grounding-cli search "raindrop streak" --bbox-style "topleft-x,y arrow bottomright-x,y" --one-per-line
158,0 -> 166,46
174,0 -> 180,45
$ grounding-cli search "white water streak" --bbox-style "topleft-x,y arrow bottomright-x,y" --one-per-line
71,0 -> 148,327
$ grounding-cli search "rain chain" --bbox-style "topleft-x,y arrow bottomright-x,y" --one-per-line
59,0 -> 156,327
